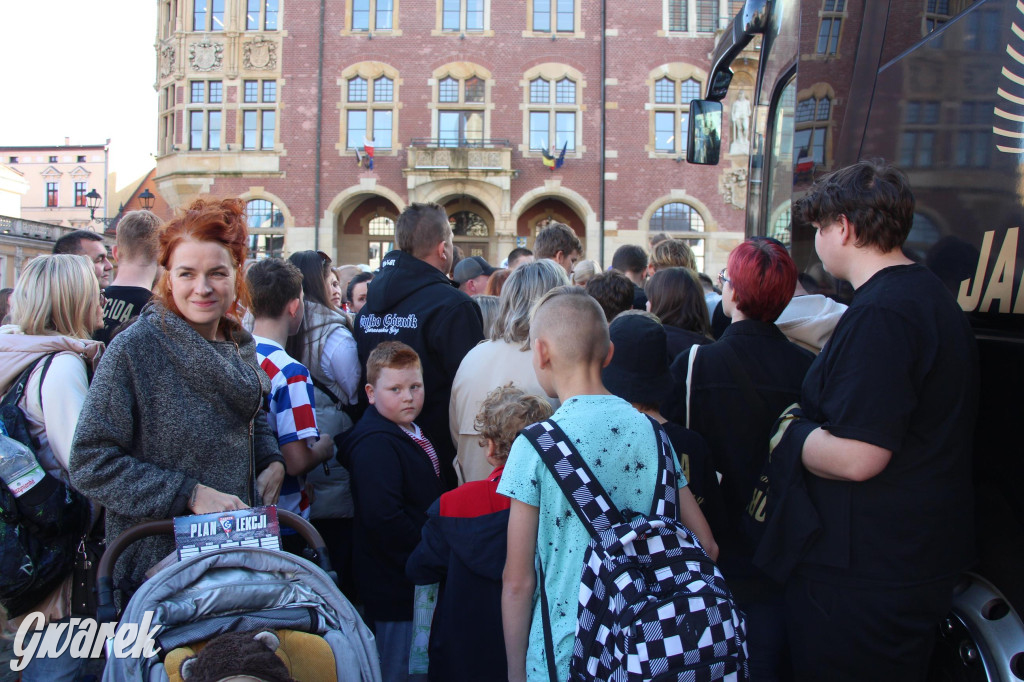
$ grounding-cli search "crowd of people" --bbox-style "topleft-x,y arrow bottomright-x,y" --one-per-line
0,160 -> 979,682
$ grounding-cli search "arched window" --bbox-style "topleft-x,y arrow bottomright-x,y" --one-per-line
246,199 -> 283,228
449,210 -> 488,236
436,70 -> 488,146
366,215 -> 395,271
528,74 -> 578,152
652,74 -> 704,155
245,199 -> 285,259
341,64 -> 399,155
651,202 -> 705,233
794,95 -> 832,165
771,203 -> 792,247
650,202 -> 706,271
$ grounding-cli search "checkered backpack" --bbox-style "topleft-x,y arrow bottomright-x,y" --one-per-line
523,418 -> 748,682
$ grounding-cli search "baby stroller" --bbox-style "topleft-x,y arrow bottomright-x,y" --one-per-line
96,509 -> 381,682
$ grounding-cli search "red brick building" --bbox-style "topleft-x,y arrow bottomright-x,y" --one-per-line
153,0 -> 753,272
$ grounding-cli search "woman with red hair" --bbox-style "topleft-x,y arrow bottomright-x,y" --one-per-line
71,198 -> 285,598
663,237 -> 815,681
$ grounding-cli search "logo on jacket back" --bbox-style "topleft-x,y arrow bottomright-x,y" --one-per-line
359,313 -> 419,335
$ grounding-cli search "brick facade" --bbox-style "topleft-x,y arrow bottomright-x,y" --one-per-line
154,0 -> 752,274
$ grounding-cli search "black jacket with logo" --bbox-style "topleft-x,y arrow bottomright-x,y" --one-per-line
353,250 -> 484,487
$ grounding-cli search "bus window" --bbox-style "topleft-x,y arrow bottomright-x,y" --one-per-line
759,75 -> 795,244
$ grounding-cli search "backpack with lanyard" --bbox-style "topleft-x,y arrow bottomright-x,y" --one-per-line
0,353 -> 91,618
522,417 -> 748,682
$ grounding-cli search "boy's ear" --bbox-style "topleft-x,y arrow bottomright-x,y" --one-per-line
837,214 -> 855,246
112,245 -> 121,263
602,340 -> 615,369
286,297 -> 302,318
534,336 -> 557,372
365,383 -> 375,405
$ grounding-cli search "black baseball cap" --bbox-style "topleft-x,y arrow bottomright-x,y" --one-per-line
453,256 -> 498,284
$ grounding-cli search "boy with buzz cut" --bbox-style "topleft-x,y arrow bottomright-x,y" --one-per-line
342,341 -> 446,682
407,383 -> 554,682
247,258 -> 335,554
499,286 -> 717,682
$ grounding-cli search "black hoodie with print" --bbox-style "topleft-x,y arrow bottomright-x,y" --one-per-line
353,249 -> 484,488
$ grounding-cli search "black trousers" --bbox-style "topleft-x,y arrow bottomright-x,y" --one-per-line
784,574 -> 957,682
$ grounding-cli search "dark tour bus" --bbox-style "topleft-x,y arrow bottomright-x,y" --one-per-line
688,0 -> 1024,678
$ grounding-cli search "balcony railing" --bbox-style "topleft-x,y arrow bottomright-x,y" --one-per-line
409,138 -> 511,148
0,215 -> 82,243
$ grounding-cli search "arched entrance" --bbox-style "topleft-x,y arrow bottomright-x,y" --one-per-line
336,194 -> 401,269
442,195 -> 495,263
515,197 -> 586,252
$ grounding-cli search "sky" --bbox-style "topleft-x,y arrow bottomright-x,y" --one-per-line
0,1 -> 158,189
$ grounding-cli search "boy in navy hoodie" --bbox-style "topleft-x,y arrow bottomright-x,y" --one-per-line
407,384 -> 553,681
344,341 -> 446,682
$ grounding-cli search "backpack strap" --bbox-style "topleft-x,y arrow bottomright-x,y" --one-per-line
685,343 -> 699,428
521,420 -> 625,541
0,353 -> 57,459
644,415 -> 680,521
537,562 -> 560,682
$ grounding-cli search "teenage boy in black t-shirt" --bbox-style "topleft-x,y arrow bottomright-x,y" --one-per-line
96,210 -> 163,344
786,161 -> 978,682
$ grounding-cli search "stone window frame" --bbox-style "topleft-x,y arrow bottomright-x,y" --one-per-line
523,0 -> 584,39
338,62 -> 402,156
429,62 -> 494,145
815,0 -> 847,57
342,0 -> 402,35
245,0 -> 280,31
433,0 -> 492,36
187,79 -> 224,152
661,0 -> 733,36
795,82 -> 836,170
519,63 -> 586,159
240,79 -> 279,151
192,0 -> 225,32
644,198 -> 710,273
645,64 -> 707,158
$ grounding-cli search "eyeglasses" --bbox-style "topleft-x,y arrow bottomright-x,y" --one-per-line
718,268 -> 731,286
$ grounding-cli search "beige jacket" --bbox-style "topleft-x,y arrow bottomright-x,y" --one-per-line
0,326 -> 103,631
449,340 -> 558,484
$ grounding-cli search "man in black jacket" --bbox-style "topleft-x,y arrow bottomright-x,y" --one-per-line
354,203 -> 484,490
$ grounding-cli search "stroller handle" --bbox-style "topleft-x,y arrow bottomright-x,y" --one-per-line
96,509 -> 333,623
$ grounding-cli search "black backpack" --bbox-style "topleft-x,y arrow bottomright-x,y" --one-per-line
523,418 -> 749,682
0,354 -> 90,618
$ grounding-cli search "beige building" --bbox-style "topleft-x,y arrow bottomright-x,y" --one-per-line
0,165 -> 30,219
0,140 -> 112,228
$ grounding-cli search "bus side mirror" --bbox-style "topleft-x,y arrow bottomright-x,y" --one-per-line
687,100 -> 723,165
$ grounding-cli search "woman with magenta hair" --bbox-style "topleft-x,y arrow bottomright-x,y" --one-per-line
71,198 -> 285,599
664,237 -> 814,681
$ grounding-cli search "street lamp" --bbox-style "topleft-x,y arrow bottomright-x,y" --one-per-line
85,189 -> 116,227
138,188 -> 156,211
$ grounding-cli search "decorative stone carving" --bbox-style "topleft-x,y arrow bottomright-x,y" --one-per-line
720,167 -> 748,209
468,150 -> 502,168
243,38 -> 277,70
729,91 -> 751,155
160,45 -> 176,77
190,41 -> 224,71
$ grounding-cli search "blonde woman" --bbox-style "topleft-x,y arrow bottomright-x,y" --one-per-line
648,238 -> 697,274
449,259 -> 568,483
0,254 -> 105,681
570,259 -> 599,286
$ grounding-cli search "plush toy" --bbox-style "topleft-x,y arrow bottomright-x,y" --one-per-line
180,631 -> 296,682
